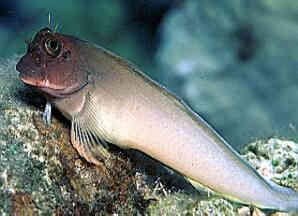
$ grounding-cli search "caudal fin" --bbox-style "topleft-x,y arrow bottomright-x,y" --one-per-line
268,180 -> 298,212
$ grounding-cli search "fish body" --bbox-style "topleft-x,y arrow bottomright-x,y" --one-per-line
16,28 -> 298,212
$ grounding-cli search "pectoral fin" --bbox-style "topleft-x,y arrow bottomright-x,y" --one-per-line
70,92 -> 111,165
43,101 -> 52,125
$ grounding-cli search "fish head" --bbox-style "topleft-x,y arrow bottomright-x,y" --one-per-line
16,27 -> 88,98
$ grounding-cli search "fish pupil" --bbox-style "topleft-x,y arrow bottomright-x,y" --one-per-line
45,38 -> 61,57
48,40 -> 58,51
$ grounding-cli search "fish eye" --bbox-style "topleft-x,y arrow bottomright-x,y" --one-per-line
45,38 -> 62,57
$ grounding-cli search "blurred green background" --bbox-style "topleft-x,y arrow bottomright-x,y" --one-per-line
0,0 -> 175,72
2,0 -> 298,151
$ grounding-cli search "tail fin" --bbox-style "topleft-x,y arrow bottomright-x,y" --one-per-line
268,180 -> 298,212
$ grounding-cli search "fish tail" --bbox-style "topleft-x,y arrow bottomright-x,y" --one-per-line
268,181 -> 298,212
187,176 -> 298,212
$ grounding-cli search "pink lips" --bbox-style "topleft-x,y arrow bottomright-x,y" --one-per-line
19,73 -> 64,90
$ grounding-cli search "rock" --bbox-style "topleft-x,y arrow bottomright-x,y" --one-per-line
242,138 -> 298,191
238,206 -> 251,216
252,208 -> 266,216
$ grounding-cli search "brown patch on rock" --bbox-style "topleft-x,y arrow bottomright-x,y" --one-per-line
32,112 -> 149,215
55,202 -> 89,216
11,192 -> 37,216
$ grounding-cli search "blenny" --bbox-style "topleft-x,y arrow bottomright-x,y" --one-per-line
16,28 -> 298,212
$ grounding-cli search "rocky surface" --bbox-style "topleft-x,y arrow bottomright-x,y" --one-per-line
242,138 -> 298,191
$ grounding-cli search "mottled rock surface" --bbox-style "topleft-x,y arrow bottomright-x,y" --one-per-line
242,138 -> 298,191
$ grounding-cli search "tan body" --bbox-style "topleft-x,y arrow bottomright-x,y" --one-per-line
53,43 -> 298,212
17,28 -> 298,212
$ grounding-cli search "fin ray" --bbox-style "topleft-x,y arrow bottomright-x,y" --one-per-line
70,92 -> 111,165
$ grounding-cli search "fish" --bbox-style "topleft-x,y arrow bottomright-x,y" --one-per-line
16,27 -> 298,212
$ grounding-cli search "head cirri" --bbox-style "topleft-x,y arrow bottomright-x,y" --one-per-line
16,27 -> 88,98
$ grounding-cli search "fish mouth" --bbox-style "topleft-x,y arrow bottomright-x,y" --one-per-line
17,60 -> 67,91
20,73 -> 88,98
39,81 -> 88,98
19,72 -> 65,90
